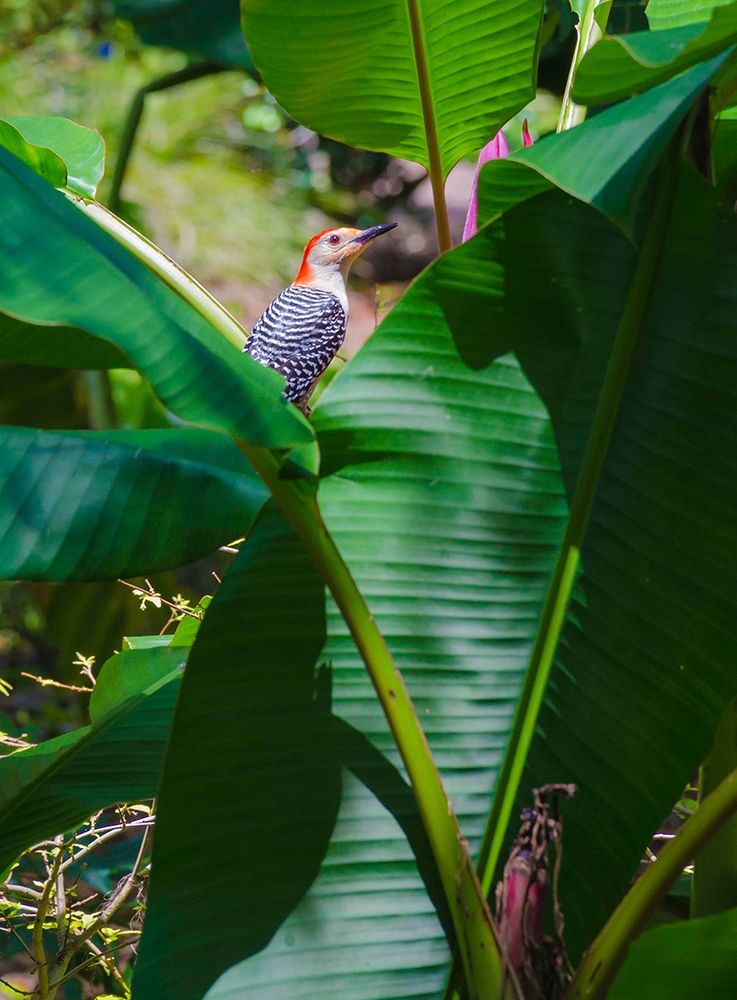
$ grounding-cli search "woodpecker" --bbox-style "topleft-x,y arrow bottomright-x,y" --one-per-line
244,222 -> 397,412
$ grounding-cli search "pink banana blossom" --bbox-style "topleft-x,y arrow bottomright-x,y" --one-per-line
462,121 -> 534,242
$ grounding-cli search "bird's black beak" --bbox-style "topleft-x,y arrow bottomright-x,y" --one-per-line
350,222 -> 398,246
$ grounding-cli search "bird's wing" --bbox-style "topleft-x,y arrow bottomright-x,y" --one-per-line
245,286 -> 347,403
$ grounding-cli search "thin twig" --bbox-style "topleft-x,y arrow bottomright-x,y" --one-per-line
117,579 -> 200,618
45,935 -> 139,993
4,917 -> 36,959
71,819 -> 153,949
158,611 -> 177,636
0,733 -> 34,750
4,883 -> 43,901
58,817 -> 155,873
2,902 -> 40,920
20,673 -> 93,694
84,937 -> 132,998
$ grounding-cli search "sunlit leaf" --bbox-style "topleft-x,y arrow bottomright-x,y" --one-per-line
241,0 -> 543,176
646,0 -> 728,30
573,2 -> 737,104
0,115 -> 105,198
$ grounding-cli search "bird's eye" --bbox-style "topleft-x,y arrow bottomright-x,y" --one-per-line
328,233 -> 341,245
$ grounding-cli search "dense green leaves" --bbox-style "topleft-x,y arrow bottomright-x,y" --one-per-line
0,647 -> 183,873
0,147 -> 311,449
241,0 -> 543,176
573,2 -> 737,104
134,505 -> 342,1000
0,426 -> 266,580
478,62 -> 722,234
609,907 -> 737,998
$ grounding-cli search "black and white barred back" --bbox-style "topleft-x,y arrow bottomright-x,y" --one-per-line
244,285 -> 347,409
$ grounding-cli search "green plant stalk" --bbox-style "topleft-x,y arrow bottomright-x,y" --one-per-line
558,0 -> 612,131
238,441 -> 505,999
107,61 -> 224,215
66,194 -> 247,350
32,845 -> 65,1000
405,0 -> 452,252
72,191 -> 503,994
83,371 -> 117,429
692,698 -> 737,917
568,765 -> 737,998
473,147 -> 681,915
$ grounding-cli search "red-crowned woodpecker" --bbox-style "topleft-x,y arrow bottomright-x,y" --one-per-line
244,223 -> 397,412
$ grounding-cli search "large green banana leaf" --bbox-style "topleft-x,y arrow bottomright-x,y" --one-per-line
240,0 -> 543,177
511,163 -> 737,958
0,147 -> 310,450
133,505 -> 342,1000
139,57 -> 737,998
475,56 -> 737,964
0,646 -> 183,873
0,426 -> 267,580
313,169 -> 737,982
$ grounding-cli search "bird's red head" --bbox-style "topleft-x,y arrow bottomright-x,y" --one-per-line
294,223 -> 396,286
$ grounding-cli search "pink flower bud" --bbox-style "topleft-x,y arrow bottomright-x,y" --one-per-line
461,129 -> 510,242
462,123 -> 534,242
